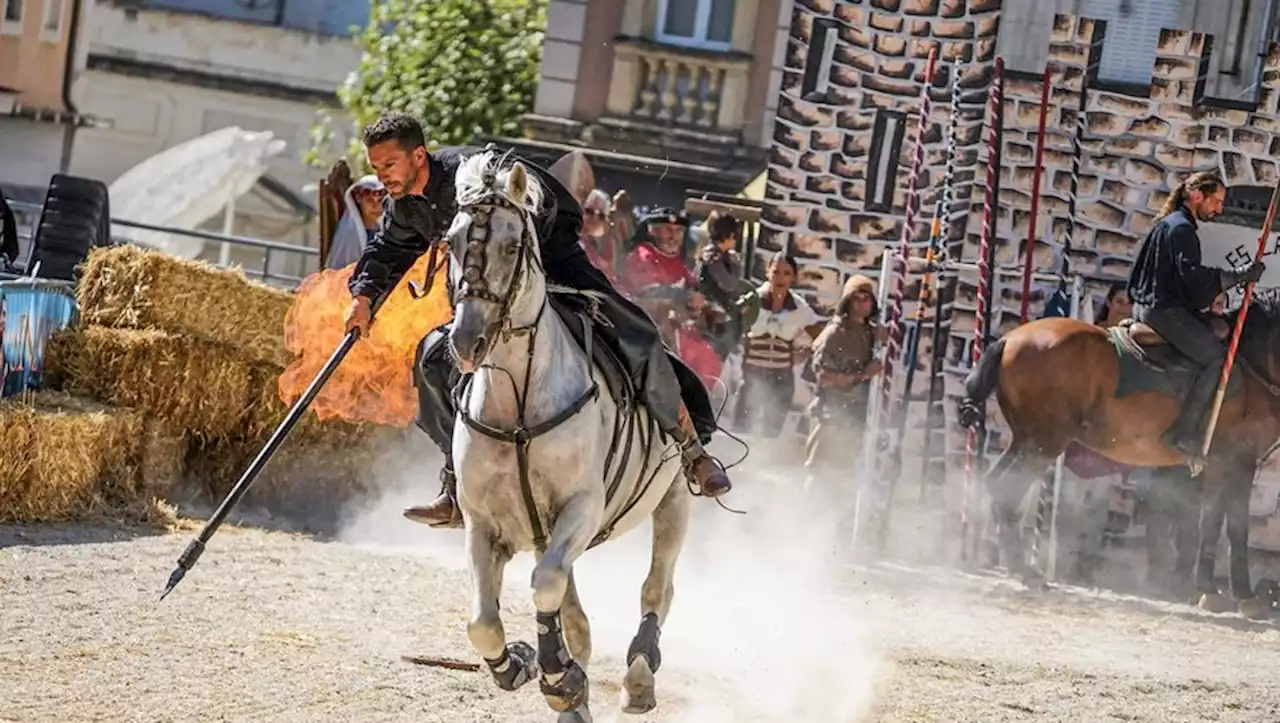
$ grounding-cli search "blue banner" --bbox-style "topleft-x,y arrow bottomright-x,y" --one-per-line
1,284 -> 77,398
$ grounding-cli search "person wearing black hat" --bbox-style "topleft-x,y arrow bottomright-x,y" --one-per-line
342,113 -> 733,528
620,206 -> 708,343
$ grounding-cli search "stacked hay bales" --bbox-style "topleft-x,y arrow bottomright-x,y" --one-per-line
24,245 -> 409,526
0,391 -> 185,523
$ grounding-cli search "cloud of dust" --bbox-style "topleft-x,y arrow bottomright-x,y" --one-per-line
337,436 -> 889,722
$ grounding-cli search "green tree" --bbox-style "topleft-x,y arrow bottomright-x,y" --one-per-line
310,0 -> 547,168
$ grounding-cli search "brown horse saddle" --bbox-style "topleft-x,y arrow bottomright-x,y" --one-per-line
1108,318 -> 1240,400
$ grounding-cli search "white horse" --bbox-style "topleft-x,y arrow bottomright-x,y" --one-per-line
444,151 -> 691,722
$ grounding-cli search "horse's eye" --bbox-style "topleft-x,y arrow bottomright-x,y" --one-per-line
503,241 -> 518,257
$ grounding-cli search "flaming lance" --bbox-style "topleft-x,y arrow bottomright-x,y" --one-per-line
159,287 -> 400,601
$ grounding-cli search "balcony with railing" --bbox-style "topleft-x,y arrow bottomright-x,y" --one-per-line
607,37 -> 753,133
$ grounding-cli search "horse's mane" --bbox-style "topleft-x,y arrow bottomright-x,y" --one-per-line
455,150 -> 546,215
1233,294 -> 1280,367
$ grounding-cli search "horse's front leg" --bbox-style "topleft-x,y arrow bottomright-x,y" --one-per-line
466,520 -> 537,692
531,490 -> 599,714
622,476 -> 690,715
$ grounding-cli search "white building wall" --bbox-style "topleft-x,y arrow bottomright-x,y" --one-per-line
0,118 -> 67,191
67,4 -> 362,273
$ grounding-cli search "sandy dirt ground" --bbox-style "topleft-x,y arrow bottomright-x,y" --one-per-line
5,446 -> 1280,723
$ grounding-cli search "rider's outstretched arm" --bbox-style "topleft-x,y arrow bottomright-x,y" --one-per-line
348,197 -> 432,301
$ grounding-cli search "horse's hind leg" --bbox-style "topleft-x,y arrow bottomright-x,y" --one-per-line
623,478 -> 690,715
466,521 -> 537,693
531,491 -> 598,714
985,446 -> 1055,582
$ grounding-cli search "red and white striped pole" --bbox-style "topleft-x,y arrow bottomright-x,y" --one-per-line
880,46 -> 939,458
962,56 -> 1004,563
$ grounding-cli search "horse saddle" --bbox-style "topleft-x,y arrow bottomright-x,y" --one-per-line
549,293 -> 636,414
1108,317 -> 1239,401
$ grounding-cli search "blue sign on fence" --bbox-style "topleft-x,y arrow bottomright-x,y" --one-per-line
0,282 -> 77,398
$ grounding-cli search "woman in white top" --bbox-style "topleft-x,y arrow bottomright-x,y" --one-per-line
730,250 -> 817,438
327,175 -> 386,270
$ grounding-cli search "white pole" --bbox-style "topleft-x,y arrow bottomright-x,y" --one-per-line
851,252 -> 895,553
1047,274 -> 1085,582
218,197 -> 236,267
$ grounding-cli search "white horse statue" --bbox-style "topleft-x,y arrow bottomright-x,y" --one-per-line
445,151 -> 691,722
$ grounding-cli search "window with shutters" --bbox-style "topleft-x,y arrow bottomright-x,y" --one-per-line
1,0 -> 22,36
655,0 -> 735,51
40,0 -> 63,41
1079,0 -> 1182,86
800,17 -> 839,101
866,110 -> 907,214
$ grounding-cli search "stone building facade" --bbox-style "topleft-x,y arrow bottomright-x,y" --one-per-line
763,1 -> 1280,481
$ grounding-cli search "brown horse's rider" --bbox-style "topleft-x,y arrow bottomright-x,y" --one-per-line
1127,172 -> 1266,465
342,113 -> 732,528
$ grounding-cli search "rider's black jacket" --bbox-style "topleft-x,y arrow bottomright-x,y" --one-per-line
348,146 -> 612,302
1127,205 -> 1223,312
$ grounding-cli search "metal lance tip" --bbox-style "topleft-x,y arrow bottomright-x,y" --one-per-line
159,538 -> 206,601
159,566 -> 186,601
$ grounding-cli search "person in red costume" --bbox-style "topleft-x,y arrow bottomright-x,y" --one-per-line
622,208 -> 723,389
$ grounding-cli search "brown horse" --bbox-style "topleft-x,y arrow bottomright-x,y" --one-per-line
960,298 -> 1280,581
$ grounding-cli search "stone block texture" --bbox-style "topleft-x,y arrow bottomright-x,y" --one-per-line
764,6 -> 1280,485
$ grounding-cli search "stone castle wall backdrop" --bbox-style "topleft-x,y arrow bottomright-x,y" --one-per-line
762,0 -> 1280,483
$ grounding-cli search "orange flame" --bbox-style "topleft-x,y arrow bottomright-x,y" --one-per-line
278,255 -> 453,426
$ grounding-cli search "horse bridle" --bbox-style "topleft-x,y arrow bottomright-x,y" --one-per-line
452,187 -> 546,343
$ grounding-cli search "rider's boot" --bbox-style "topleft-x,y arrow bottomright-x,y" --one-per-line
676,403 -> 732,498
1162,363 -> 1221,469
404,457 -> 463,528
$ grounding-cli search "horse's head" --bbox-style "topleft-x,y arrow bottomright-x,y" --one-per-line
446,152 -> 546,372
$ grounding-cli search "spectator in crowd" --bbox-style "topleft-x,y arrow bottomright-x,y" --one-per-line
695,212 -> 752,358
804,274 -> 884,474
1097,283 -> 1133,328
579,189 -> 619,284
621,207 -> 701,304
731,249 -> 817,438
327,175 -> 386,270
621,207 -> 722,389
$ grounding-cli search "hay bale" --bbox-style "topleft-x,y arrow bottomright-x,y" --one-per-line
0,391 -> 187,523
44,325 -> 263,442
77,245 -> 295,366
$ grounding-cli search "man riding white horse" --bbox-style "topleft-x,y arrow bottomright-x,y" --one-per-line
342,113 -> 733,527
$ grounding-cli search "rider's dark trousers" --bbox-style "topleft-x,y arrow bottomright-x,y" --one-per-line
411,228 -> 717,461
1132,304 -> 1226,447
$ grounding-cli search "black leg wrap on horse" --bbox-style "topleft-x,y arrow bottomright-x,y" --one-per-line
413,323 -> 461,456
536,612 -> 587,711
957,399 -> 984,430
536,611 -> 573,676
485,641 -> 539,691
626,612 -> 662,673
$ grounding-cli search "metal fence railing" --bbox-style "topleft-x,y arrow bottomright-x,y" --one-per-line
7,200 -> 319,290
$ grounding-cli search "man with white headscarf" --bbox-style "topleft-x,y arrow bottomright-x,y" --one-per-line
327,175 -> 386,270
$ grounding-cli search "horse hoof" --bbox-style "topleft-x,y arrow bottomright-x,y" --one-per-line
621,656 -> 657,715
1198,593 -> 1235,614
488,641 -> 539,692
541,661 -> 588,713
558,704 -> 593,723
1239,596 -> 1271,621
